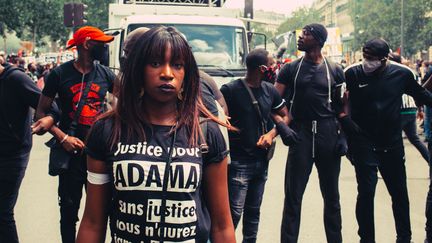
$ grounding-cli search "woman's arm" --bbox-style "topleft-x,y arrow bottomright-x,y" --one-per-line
203,157 -> 236,243
76,156 -> 112,243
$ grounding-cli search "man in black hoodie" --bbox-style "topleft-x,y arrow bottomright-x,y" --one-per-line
343,38 -> 432,243
0,63 -> 58,243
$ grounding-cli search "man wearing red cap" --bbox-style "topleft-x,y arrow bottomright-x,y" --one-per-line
34,26 -> 116,243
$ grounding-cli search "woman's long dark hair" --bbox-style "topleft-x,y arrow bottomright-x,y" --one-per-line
101,26 -> 221,147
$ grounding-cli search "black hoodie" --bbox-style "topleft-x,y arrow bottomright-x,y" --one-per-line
0,63 -> 57,166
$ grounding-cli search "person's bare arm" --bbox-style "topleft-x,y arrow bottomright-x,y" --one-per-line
204,157 -> 236,243
35,94 -> 85,152
274,82 -> 286,97
257,106 -> 289,149
34,94 -> 55,120
76,156 -> 111,243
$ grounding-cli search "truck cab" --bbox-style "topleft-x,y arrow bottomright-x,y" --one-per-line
108,1 -> 249,86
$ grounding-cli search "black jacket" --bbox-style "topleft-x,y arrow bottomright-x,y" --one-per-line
0,64 -> 59,166
344,61 -> 432,149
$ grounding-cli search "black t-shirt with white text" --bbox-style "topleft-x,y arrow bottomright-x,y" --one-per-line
86,119 -> 228,243
43,60 -> 115,139
277,58 -> 345,121
220,79 -> 284,160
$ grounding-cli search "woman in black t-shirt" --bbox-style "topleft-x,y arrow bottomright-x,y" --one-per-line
76,26 -> 235,243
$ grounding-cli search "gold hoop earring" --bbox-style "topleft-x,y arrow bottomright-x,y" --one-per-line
139,89 -> 145,98
177,88 -> 184,101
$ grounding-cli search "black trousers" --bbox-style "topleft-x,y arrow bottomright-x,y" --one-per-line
0,156 -> 29,243
401,113 -> 429,164
58,153 -> 87,243
350,145 -> 411,243
281,119 -> 342,243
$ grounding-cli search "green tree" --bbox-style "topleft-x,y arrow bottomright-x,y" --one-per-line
276,7 -> 321,35
0,0 -> 114,52
83,0 -> 115,30
17,0 -> 69,48
350,0 -> 432,56
0,1 -> 24,37
274,7 -> 321,56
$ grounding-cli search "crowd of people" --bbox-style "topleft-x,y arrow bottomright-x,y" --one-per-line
1,23 -> 432,243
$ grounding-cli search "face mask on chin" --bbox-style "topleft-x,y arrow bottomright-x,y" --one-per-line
362,59 -> 384,75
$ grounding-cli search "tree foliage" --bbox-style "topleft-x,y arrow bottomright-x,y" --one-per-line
350,0 -> 432,56
0,0 -> 114,51
276,7 -> 322,35
82,0 -> 115,30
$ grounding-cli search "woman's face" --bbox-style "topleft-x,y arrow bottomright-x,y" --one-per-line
143,44 -> 185,104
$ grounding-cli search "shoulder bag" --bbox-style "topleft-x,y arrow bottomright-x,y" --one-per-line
240,78 -> 276,162
45,65 -> 95,176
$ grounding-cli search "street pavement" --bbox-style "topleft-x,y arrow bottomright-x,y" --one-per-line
15,134 -> 430,243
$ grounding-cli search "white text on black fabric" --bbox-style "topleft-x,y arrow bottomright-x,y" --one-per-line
113,161 -> 200,192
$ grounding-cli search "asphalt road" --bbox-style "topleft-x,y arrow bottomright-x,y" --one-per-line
15,134 -> 430,243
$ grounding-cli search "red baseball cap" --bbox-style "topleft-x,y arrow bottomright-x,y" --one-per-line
66,26 -> 114,49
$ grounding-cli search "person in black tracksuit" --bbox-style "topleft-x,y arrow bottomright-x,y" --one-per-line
342,38 -> 432,243
275,23 -> 346,243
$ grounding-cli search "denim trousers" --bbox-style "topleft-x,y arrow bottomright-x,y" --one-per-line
350,145 -> 411,243
425,106 -> 432,142
58,153 -> 87,243
228,159 -> 268,243
0,155 -> 28,243
426,143 -> 432,241
401,113 -> 429,163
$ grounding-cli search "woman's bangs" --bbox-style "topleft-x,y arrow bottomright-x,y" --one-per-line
169,36 -> 190,64
145,37 -> 169,63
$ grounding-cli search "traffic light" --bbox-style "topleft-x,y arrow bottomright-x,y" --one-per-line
63,3 -> 87,27
244,0 -> 253,19
64,3 -> 74,27
74,3 -> 88,26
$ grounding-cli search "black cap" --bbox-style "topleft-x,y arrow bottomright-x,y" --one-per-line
363,38 -> 390,58
388,52 -> 402,63
303,23 -> 328,47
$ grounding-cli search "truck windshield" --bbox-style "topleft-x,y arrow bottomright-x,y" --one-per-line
128,24 -> 246,70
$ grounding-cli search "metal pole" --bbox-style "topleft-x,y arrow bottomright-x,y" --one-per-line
330,0 -> 334,27
400,0 -> 404,56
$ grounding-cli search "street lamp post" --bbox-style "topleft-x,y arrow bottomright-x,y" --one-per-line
400,0 -> 404,56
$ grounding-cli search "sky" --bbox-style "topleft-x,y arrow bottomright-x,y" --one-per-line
224,0 -> 315,15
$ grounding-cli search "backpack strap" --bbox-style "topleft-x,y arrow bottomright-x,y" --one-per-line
199,117 -> 209,154
0,66 -> 25,141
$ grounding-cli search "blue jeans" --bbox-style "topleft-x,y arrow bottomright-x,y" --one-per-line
401,113 -> 430,163
228,159 -> 268,243
425,106 -> 432,142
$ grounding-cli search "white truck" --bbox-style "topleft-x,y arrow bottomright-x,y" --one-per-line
108,0 -> 252,85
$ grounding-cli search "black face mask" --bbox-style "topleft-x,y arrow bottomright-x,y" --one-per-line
91,44 -> 108,61
263,67 -> 276,83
